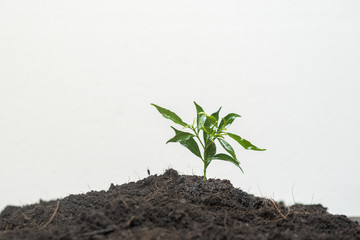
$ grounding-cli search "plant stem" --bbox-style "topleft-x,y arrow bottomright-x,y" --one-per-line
191,127 -> 205,149
203,162 -> 207,181
190,126 -> 207,180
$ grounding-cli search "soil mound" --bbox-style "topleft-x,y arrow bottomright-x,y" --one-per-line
1,169 -> 359,239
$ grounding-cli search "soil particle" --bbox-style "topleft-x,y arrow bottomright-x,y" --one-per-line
0,169 -> 359,240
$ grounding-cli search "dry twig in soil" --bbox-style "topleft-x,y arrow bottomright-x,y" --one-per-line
42,200 -> 60,228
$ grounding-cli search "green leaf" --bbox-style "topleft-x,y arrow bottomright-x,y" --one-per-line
168,127 -> 202,158
217,118 -> 227,133
151,103 -> 188,127
203,131 -> 209,147
211,153 -> 244,173
218,138 -> 236,159
167,127 -> 194,143
219,113 -> 241,130
227,133 -> 266,151
200,113 -> 217,126
200,109 -> 221,145
201,113 -> 211,145
204,141 -> 216,161
205,159 -> 212,169
194,101 -> 206,133
179,137 -> 202,159
200,122 -> 214,135
211,107 -> 222,122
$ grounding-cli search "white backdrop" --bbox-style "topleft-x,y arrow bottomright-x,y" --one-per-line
1,1 -> 359,216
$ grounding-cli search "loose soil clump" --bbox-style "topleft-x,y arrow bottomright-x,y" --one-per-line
1,169 -> 359,239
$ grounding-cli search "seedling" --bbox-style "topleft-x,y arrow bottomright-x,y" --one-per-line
151,101 -> 266,180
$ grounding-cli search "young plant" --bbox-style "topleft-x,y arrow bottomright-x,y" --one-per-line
151,101 -> 266,180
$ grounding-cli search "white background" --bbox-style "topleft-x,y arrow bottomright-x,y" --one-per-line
1,1 -> 359,216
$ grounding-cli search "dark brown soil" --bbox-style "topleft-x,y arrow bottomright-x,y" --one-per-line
1,169 -> 359,240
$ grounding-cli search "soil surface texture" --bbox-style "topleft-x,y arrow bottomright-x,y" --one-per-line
1,169 -> 359,240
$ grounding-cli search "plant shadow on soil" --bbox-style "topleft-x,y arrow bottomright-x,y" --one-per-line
0,169 -> 359,240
